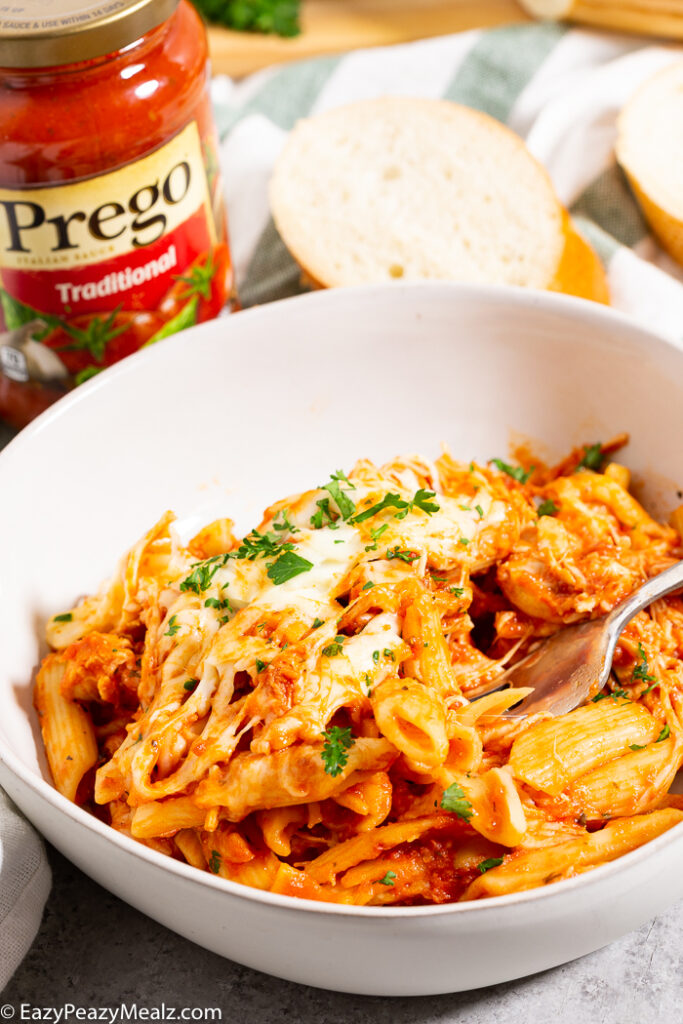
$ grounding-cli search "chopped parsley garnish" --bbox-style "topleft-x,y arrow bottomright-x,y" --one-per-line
591,692 -> 607,702
204,596 -> 231,612
656,725 -> 670,743
365,523 -> 389,552
362,581 -> 375,591
611,689 -> 631,702
537,499 -> 558,518
255,659 -> 267,673
183,678 -> 199,691
322,636 -> 345,657
378,870 -> 396,886
450,586 -> 464,597
372,650 -> 380,664
312,617 -> 324,629
474,504 -> 484,519
352,488 -> 440,524
267,549 -> 313,585
164,615 -> 180,637
310,497 -> 338,530
208,850 -> 221,874
632,642 -> 656,690
321,726 -> 354,777
458,537 -> 469,546
629,743 -> 646,751
386,546 -> 419,563
352,491 -> 408,523
321,470 -> 356,521
383,648 -> 394,660
232,528 -> 284,562
575,443 -> 605,472
180,554 -> 227,594
53,612 -> 73,623
490,458 -> 534,484
440,782 -> 473,821
478,857 -> 504,874
272,508 -> 299,534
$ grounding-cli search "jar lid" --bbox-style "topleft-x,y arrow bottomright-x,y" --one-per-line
0,0 -> 180,69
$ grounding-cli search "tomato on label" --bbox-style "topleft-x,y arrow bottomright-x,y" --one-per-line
40,310 -> 166,376
159,243 -> 232,325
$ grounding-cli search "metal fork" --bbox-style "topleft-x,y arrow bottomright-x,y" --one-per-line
472,560 -> 683,718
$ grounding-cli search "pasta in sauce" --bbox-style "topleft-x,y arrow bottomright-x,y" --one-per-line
35,440 -> 683,904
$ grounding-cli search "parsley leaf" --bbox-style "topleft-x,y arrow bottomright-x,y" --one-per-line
272,508 -> 299,534
386,546 -> 419,563
440,782 -> 473,821
232,528 -> 285,561
310,497 -> 338,530
490,458 -> 534,484
322,636 -> 345,658
352,488 -> 440,524
192,0 -> 301,37
312,617 -> 324,629
183,678 -> 199,691
352,492 -> 408,523
255,659 -> 267,673
378,870 -> 396,886
362,581 -> 375,591
321,470 -> 356,521
267,549 -> 313,585
321,726 -> 354,777
632,642 -> 656,687
364,523 -> 389,552
450,586 -> 464,597
208,849 -> 221,874
629,743 -> 646,751
204,596 -> 231,612
537,499 -> 558,518
53,612 -> 73,623
478,857 -> 504,874
474,504 -> 484,519
180,554 -> 227,593
165,615 -> 180,637
656,725 -> 670,743
411,488 -> 440,516
576,443 -> 604,472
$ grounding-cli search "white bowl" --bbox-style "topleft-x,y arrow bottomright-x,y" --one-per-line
2,282 -> 683,997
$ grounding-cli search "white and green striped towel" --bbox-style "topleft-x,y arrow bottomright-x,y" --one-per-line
212,21 -> 683,336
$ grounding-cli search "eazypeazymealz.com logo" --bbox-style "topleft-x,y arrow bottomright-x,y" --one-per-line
2,1005 -> 222,1022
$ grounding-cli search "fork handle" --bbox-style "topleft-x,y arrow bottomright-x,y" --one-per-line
607,559 -> 683,635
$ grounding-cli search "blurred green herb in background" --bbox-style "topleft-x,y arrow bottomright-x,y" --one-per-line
193,0 -> 301,36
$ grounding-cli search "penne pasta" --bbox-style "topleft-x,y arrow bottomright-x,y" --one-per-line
34,655 -> 98,802
34,445 -> 683,905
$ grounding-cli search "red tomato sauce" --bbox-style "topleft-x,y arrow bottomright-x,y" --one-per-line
0,0 -> 233,428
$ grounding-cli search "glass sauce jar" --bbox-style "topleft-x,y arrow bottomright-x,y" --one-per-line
0,0 -> 233,428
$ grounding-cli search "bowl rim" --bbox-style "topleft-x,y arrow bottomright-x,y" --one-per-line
2,278 -> 683,920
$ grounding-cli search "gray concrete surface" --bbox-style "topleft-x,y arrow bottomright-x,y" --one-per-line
2,844 -> 681,1021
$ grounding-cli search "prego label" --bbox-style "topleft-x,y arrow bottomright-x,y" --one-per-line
0,120 -> 232,391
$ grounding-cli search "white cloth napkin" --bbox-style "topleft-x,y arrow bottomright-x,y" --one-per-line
0,789 -> 51,990
4,19 -> 683,987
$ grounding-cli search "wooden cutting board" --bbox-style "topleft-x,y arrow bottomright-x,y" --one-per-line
207,0 -> 529,77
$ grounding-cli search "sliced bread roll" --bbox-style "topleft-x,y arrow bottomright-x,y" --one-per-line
617,61 -> 683,266
519,0 -> 683,40
270,97 -> 607,301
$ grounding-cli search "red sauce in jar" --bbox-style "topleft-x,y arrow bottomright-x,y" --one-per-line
0,0 -> 233,428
